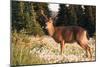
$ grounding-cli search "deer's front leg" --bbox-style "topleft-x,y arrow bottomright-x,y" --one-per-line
60,40 -> 65,55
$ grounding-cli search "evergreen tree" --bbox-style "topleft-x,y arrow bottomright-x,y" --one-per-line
74,5 -> 84,24
12,1 -> 45,36
33,2 -> 51,34
92,6 -> 96,24
56,4 -> 69,26
78,6 -> 96,37
12,1 -> 25,31
84,6 -> 95,37
67,5 -> 77,25
20,2 -> 45,35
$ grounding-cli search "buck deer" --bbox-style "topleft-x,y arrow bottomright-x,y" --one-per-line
41,10 -> 92,58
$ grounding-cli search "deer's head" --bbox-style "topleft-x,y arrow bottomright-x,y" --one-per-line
45,18 -> 53,29
41,10 -> 55,36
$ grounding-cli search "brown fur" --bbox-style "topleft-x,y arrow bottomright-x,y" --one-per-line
41,10 -> 92,58
46,19 -> 92,58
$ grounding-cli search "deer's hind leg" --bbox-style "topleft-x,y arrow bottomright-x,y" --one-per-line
76,31 -> 92,59
77,41 -> 92,59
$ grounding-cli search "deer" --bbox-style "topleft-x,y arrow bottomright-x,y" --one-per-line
40,10 -> 92,58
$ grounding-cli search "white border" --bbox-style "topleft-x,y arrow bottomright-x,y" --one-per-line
17,0 -> 96,5
0,0 -> 10,67
0,0 -> 98,67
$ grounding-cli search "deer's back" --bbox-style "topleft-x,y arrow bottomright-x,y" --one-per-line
53,26 -> 86,43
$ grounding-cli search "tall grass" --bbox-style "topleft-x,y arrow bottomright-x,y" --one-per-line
11,31 -> 96,66
11,32 -> 46,66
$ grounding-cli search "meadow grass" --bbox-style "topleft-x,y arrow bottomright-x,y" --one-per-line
11,31 -> 96,66
11,32 -> 46,66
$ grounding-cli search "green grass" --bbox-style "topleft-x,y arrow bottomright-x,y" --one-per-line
11,32 -> 46,66
11,31 -> 96,66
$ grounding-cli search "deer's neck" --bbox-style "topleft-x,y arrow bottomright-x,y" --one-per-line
48,25 -> 55,37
